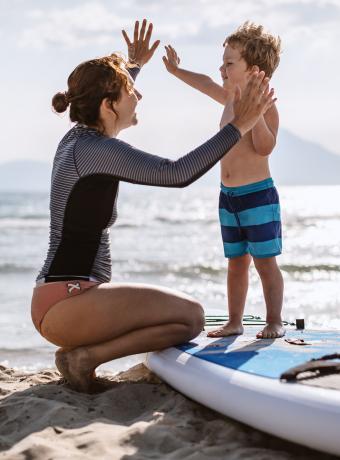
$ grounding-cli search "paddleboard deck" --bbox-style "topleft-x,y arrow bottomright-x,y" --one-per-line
177,327 -> 340,379
146,327 -> 340,456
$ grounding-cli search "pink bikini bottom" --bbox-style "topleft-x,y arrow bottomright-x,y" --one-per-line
31,280 -> 100,335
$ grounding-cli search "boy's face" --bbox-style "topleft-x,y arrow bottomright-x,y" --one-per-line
220,43 -> 254,90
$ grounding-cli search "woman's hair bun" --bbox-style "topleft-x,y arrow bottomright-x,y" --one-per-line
52,91 -> 69,113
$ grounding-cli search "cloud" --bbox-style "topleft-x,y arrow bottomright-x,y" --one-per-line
19,3 -> 131,49
18,0 -> 340,51
18,1 -> 199,49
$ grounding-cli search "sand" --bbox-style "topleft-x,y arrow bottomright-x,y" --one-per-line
0,363 -> 337,460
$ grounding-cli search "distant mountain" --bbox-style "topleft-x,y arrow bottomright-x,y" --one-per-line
271,129 -> 340,185
0,130 -> 339,191
195,128 -> 340,187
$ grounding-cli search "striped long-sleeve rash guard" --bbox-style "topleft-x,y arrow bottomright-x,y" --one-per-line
37,69 -> 241,283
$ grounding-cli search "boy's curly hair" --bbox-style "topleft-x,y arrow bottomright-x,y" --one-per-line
224,22 -> 281,78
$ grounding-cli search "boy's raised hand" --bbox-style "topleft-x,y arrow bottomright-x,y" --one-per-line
122,19 -> 160,67
163,45 -> 180,74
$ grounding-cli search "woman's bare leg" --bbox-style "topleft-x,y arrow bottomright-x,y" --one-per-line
55,322 -> 192,392
41,283 -> 204,391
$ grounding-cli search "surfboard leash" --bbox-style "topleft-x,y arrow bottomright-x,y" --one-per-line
205,315 -> 295,327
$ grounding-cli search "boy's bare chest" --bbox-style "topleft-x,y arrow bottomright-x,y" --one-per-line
221,134 -> 257,164
220,107 -> 268,177
221,102 -> 257,154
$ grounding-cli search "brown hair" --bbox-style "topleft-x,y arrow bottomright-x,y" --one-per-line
224,22 -> 281,78
52,53 -> 136,130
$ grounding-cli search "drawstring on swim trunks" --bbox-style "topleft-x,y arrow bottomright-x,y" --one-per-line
226,191 -> 242,237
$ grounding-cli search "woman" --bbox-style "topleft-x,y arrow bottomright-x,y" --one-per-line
31,20 -> 275,392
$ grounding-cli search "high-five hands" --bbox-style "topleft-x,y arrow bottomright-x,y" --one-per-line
227,71 -> 277,135
122,19 -> 160,67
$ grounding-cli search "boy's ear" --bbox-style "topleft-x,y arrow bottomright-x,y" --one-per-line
250,65 -> 260,73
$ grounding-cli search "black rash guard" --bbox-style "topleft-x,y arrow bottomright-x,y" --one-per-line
37,70 -> 241,283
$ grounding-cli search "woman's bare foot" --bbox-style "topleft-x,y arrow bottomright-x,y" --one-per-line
207,322 -> 244,338
55,347 -> 96,393
256,323 -> 285,339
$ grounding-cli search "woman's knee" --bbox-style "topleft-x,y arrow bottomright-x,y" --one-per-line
180,298 -> 205,338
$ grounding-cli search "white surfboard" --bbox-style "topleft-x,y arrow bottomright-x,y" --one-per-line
146,326 -> 340,456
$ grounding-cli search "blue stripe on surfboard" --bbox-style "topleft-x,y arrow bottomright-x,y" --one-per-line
176,329 -> 340,379
219,204 -> 281,227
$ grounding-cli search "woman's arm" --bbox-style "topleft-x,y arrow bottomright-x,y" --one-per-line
163,45 -> 230,105
75,72 -> 275,187
127,66 -> 140,81
75,124 -> 241,188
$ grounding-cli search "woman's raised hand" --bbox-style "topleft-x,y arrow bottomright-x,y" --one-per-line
231,71 -> 276,136
122,19 -> 160,67
163,45 -> 181,74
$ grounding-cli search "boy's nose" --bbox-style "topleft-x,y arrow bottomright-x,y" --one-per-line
219,66 -> 226,78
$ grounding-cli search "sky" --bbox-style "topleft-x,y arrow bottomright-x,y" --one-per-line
0,0 -> 339,165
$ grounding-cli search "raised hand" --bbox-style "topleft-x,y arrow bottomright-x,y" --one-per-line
230,71 -> 276,136
122,19 -> 160,67
163,45 -> 181,74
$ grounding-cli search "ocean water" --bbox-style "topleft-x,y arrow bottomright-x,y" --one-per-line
0,184 -> 340,373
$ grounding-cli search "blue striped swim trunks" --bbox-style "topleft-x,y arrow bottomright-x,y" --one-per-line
219,178 -> 282,259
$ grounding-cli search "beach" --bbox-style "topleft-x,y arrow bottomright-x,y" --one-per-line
1,0 -> 339,455
1,185 -> 340,458
1,363 -> 337,460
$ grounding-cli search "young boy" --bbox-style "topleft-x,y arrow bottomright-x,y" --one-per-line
163,22 -> 284,339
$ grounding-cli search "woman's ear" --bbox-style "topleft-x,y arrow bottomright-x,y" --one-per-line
100,97 -> 117,117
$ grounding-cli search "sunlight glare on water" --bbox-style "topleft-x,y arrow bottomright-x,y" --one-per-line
0,185 -> 339,371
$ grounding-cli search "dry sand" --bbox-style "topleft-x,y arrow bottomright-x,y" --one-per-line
0,363 -> 337,460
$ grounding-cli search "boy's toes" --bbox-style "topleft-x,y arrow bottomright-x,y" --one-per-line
207,329 -> 223,338
207,324 -> 244,338
257,324 -> 285,339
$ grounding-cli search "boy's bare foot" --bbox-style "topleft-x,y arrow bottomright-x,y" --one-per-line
207,322 -> 244,338
55,347 -> 96,393
256,323 -> 285,339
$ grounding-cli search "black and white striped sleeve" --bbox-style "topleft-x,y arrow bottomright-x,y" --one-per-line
127,66 -> 140,81
75,124 -> 241,188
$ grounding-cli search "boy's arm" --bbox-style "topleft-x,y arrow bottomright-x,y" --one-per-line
163,45 -> 230,105
251,103 -> 279,156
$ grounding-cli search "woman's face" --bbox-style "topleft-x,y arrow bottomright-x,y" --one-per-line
114,74 -> 142,130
